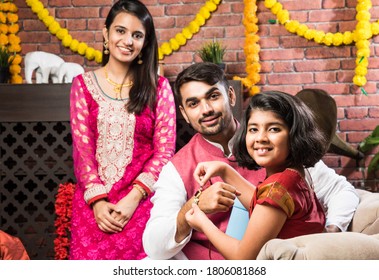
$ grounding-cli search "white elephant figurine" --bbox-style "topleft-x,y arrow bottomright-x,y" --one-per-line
57,62 -> 85,83
24,51 -> 64,84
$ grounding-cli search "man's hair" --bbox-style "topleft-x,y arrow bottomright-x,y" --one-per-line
234,91 -> 328,170
174,62 -> 229,106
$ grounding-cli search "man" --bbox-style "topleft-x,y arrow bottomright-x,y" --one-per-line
142,62 -> 359,260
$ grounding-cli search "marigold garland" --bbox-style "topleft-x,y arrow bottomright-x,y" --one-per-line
264,0 -> 377,89
26,0 -> 221,63
54,182 -> 76,260
233,0 -> 261,96
25,0 -> 376,92
26,0 -> 102,64
158,0 -> 221,60
0,0 -> 22,83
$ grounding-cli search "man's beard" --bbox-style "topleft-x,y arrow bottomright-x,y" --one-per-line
198,112 -> 225,136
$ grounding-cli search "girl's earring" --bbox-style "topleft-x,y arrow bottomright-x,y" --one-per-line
137,53 -> 143,65
104,40 -> 110,55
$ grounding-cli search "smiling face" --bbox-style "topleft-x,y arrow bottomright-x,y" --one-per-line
245,109 -> 290,176
179,81 -> 236,139
103,12 -> 146,64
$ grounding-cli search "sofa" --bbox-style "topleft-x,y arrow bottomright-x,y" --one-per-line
257,189 -> 379,259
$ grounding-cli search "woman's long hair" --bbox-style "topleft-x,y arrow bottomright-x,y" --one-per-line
102,0 -> 158,114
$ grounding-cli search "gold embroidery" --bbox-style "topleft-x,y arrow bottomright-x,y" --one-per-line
136,172 -> 156,192
83,73 -> 135,193
257,182 -> 295,217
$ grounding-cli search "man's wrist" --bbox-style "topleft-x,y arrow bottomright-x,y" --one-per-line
193,187 -> 203,205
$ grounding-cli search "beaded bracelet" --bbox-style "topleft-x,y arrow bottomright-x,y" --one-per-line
133,184 -> 147,199
133,179 -> 152,196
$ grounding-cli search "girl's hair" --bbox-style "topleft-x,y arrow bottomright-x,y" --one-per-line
234,91 -> 327,170
102,0 -> 158,114
174,62 -> 229,106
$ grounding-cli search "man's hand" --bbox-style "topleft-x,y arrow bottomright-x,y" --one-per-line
199,182 -> 240,214
175,182 -> 239,243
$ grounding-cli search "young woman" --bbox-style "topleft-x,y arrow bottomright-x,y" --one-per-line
186,91 -> 327,259
69,0 -> 176,259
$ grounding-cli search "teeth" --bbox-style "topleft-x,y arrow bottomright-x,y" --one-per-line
255,148 -> 269,155
119,46 -> 132,52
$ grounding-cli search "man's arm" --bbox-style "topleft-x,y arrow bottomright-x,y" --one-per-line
307,160 -> 359,232
143,162 -> 191,259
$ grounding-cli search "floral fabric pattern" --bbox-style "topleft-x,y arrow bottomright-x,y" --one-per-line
69,73 -> 176,259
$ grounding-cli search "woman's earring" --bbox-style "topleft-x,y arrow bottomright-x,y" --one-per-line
137,53 -> 143,65
104,40 -> 109,55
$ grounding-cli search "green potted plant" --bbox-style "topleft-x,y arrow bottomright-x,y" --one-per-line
0,46 -> 13,83
196,39 -> 226,70
359,125 -> 379,174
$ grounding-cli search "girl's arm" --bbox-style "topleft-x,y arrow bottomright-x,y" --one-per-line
186,203 -> 287,259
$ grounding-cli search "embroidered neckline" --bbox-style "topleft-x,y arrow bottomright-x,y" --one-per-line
92,71 -> 130,102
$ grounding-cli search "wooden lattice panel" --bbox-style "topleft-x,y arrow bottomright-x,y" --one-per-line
0,121 -> 75,259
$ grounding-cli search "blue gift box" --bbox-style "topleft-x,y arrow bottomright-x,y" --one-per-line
225,198 -> 249,240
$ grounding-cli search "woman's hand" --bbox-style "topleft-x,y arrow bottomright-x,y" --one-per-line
185,203 -> 211,233
110,187 -> 144,229
193,161 -> 229,186
92,200 -> 123,233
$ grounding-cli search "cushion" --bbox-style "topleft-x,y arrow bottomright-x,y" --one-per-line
257,232 -> 379,260
350,189 -> 379,234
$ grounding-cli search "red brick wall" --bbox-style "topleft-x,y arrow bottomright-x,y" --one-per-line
14,0 -> 379,190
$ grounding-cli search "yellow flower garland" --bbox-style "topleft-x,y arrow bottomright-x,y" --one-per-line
26,0 -> 102,64
24,0 -> 377,91
264,0 -> 377,89
0,0 -> 22,83
26,0 -> 222,63
233,0 -> 261,96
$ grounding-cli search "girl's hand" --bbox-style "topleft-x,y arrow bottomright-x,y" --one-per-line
193,161 -> 228,186
185,203 -> 210,233
93,200 -> 123,233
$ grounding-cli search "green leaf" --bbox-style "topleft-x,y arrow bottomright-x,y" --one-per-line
361,87 -> 368,96
368,153 -> 379,174
359,125 -> 379,153
366,138 -> 379,145
196,39 -> 226,64
372,125 -> 379,138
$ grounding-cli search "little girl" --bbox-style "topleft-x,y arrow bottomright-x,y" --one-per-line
186,91 -> 327,259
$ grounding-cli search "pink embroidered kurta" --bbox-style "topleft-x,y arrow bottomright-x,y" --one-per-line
69,72 -> 176,260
